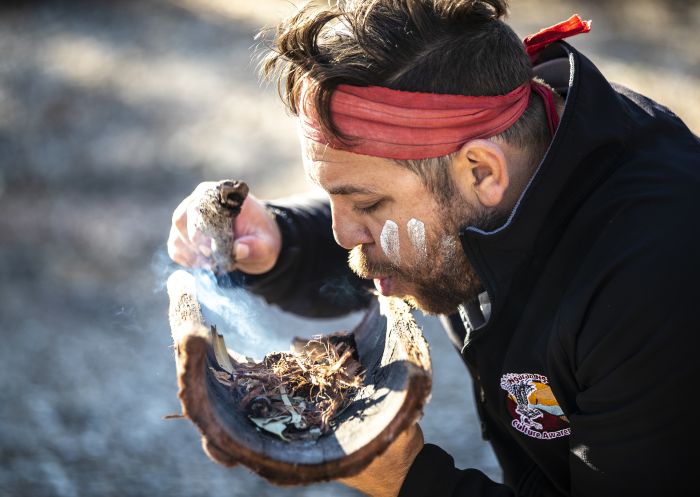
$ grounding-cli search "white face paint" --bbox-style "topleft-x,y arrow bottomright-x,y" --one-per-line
440,234 -> 459,260
380,220 -> 401,265
407,218 -> 427,262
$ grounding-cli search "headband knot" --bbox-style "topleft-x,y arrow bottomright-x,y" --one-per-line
524,14 -> 592,61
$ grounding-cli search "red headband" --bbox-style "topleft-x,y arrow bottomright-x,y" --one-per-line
299,15 -> 591,160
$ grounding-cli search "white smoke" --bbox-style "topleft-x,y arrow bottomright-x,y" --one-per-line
153,247 -> 363,360
193,270 -> 292,359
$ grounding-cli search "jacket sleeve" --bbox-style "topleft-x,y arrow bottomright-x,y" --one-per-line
236,192 -> 373,318
399,444 -> 515,497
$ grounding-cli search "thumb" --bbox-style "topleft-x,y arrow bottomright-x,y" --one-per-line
232,234 -> 278,274
233,241 -> 250,261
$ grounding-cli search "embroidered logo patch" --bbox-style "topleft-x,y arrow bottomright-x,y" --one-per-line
500,373 -> 570,440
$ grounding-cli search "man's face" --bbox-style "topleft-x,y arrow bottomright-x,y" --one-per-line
302,138 -> 484,315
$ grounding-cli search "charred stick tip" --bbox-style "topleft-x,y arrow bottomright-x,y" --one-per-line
218,180 -> 249,215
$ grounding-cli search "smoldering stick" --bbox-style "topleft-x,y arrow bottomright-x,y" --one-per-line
380,220 -> 401,265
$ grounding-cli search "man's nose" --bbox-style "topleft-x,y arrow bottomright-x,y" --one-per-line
331,205 -> 373,250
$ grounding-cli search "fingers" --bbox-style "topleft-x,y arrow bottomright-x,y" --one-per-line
167,225 -> 211,269
185,202 -> 214,257
167,227 -> 196,267
172,194 -> 190,236
169,194 -> 212,269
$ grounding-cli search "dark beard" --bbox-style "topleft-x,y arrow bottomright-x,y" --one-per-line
347,201 -> 488,315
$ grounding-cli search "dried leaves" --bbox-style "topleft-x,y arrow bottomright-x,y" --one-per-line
210,331 -> 364,442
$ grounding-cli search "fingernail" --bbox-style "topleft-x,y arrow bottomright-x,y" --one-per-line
235,243 -> 250,260
199,244 -> 212,257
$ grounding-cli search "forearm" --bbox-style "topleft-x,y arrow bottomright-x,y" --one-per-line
398,445 -> 514,497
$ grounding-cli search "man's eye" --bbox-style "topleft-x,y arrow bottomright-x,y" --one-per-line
354,201 -> 382,214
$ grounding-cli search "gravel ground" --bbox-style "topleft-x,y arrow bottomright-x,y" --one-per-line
0,1 -> 696,496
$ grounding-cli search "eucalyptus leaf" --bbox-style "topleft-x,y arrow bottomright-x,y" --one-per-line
249,416 -> 292,441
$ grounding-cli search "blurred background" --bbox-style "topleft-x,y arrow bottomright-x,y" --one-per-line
0,1 -> 697,496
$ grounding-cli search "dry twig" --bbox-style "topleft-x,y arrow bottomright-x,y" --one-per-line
210,332 -> 364,441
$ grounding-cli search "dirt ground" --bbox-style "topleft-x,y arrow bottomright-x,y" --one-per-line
0,1 -> 697,496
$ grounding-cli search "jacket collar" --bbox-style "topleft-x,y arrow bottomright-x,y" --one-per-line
458,42 -> 632,324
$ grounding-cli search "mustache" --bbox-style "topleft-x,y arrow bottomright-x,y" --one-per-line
347,245 -> 402,279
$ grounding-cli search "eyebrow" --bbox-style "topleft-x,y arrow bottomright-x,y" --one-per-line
327,185 -> 377,196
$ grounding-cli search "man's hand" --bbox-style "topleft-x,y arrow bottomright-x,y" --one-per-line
167,181 -> 282,274
340,423 -> 424,497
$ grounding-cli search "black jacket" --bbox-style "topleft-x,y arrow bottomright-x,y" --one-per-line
244,42 -> 700,496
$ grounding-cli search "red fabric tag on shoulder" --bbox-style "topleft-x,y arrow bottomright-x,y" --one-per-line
524,14 -> 592,61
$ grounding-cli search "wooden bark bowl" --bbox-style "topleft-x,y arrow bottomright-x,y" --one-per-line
166,270 -> 432,485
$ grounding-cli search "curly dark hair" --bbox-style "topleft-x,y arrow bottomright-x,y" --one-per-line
261,0 -> 550,203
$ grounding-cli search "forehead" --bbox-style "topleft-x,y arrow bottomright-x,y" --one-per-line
300,136 -> 413,190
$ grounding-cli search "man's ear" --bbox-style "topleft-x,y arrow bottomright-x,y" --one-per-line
451,139 -> 509,208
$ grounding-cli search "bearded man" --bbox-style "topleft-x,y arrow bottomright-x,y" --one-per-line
167,1 -> 700,495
